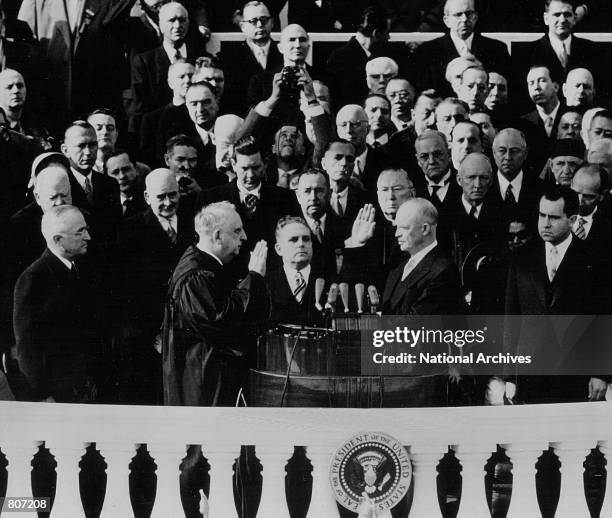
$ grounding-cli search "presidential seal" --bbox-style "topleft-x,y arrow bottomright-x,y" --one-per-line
329,432 -> 411,512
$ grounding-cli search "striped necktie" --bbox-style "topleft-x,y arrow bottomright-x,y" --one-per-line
293,271 -> 306,302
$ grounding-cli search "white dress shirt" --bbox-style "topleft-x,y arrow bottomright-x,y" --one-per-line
450,32 -> 474,56
545,233 -> 572,280
353,148 -> 369,178
247,39 -> 271,69
427,171 -> 451,202
331,187 -> 348,216
237,182 -> 261,204
548,34 -> 572,64
163,41 -> 187,63
573,207 -> 597,238
462,196 -> 482,218
156,213 -> 177,234
283,264 -> 311,294
195,125 -> 215,146
497,170 -> 523,202
71,168 -> 93,192
536,101 -> 561,137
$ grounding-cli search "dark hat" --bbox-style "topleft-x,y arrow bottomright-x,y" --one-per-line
549,138 -> 585,159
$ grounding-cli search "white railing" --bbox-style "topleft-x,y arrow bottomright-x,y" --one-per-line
1,401 -> 611,517
206,32 -> 612,59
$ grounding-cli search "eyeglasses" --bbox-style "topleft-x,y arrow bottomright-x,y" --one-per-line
244,16 -> 271,26
337,121 -> 368,129
417,151 -> 445,161
368,73 -> 396,80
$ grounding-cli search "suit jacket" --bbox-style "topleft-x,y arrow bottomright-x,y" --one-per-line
267,266 -> 324,325
139,102 -> 172,168
487,171 -> 543,225
68,169 -> 122,247
116,206 -> 195,336
219,40 -> 283,117
410,32 -> 510,94
382,245 -> 464,315
162,245 -> 270,406
303,210 -> 350,280
519,108 -> 563,172
13,248 -> 107,401
360,145 -> 391,195
288,0 -> 340,31
330,184 -> 368,227
131,43 -> 203,133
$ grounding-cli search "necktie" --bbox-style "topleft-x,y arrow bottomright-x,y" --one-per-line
401,257 -> 416,281
505,185 -> 516,204
372,141 -> 382,149
83,176 -> 93,205
70,262 -> 80,280
256,46 -> 266,69
431,185 -> 442,203
174,48 -> 182,63
312,220 -> 323,243
575,217 -> 587,240
122,198 -> 132,216
165,221 -> 177,243
544,116 -> 554,137
293,271 -> 306,302
469,205 -> 478,220
458,40 -> 470,57
547,246 -> 559,282
244,194 -> 258,216
559,41 -> 569,69
332,193 -> 344,217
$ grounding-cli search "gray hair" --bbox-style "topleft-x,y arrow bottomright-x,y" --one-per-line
195,201 -> 237,236
41,205 -> 82,243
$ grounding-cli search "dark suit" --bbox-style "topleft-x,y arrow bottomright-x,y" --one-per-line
139,102 -> 173,167
288,0 -> 340,31
267,267 -> 324,325
68,169 -> 122,247
115,206 -> 195,403
505,239 -> 608,402
359,145 -> 391,195
382,244 -> 464,315
410,32 -> 510,95
130,43 -> 203,133
13,249 -> 107,402
487,171 -> 543,226
303,210 -> 350,280
519,108 -> 563,173
219,40 -> 283,117
331,184 -> 368,227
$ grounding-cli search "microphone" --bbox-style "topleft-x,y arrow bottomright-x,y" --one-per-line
325,283 -> 339,311
355,283 -> 365,313
367,285 -> 379,313
314,278 -> 325,311
339,282 -> 350,313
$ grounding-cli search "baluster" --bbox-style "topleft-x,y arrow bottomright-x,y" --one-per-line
409,443 -> 446,518
501,442 -> 543,518
305,446 -> 340,518
452,443 -> 492,518
206,450 -> 239,518
598,441 -> 612,518
98,442 -> 137,518
148,443 -> 186,518
45,441 -> 88,517
2,441 -> 41,517
551,441 -> 594,518
256,447 -> 290,518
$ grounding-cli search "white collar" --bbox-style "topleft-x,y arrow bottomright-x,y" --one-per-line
71,167 -> 93,189
155,213 -> 177,232
462,196 -> 482,218
497,170 -> 523,201
580,206 -> 597,223
304,213 -> 327,231
246,39 -> 271,55
50,248 -> 74,270
195,124 -> 214,146
366,133 -> 389,146
536,100 -> 561,122
545,232 -> 572,260
391,116 -> 410,131
548,33 -> 572,55
354,148 -> 369,176
426,170 -> 451,188
237,181 -> 262,200
283,263 -> 311,287
408,240 -> 438,270
450,32 -> 474,53
162,41 -> 187,63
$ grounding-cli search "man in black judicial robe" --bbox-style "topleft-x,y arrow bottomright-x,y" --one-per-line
162,201 -> 270,407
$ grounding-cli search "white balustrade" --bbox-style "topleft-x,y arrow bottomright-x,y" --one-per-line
597,440 -> 612,518
2,440 -> 41,518
98,442 -> 137,518
256,446 -> 291,518
408,442 -> 447,518
148,443 -> 186,518
206,450 -> 240,518
452,443 -> 493,518
44,440 -> 88,518
501,442 -> 543,518
551,441 -> 595,518
305,446 -> 340,518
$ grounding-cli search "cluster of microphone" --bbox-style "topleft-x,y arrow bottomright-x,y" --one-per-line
313,279 -> 381,315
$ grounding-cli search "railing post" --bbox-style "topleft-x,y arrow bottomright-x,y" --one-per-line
305,446 -> 340,518
452,443 -> 492,518
148,443 -> 186,518
97,442 -> 137,518
2,440 -> 41,517
408,442 -> 446,518
206,450 -> 240,518
501,442 -> 543,518
45,440 -> 88,517
256,446 -> 291,518
551,441 -> 594,518
598,440 -> 612,518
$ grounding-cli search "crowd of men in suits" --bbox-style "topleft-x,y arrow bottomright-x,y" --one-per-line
1,0 -> 612,407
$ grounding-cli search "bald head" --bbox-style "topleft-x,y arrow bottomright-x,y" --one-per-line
34,166 -> 72,212
492,128 -> 528,179
366,57 -> 398,94
215,114 -> 244,171
563,68 -> 595,108
0,68 -> 26,112
278,24 -> 309,65
394,197 -> 438,254
159,2 -> 189,45
145,168 -> 180,219
458,152 -> 492,203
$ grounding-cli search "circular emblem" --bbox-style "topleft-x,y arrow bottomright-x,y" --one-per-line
329,432 -> 412,512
